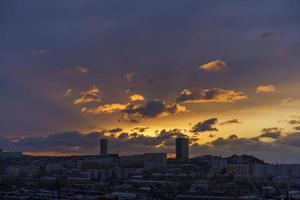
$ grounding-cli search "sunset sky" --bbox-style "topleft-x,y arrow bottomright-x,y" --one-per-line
1,1 -> 300,163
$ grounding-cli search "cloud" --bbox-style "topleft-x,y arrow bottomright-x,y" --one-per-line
261,127 -> 281,133
189,132 -> 300,163
289,119 -> 300,125
257,127 -> 282,140
73,86 -> 101,104
176,88 -> 247,103
123,100 -> 186,122
75,66 -> 89,74
259,131 -> 281,139
64,89 -> 73,97
280,97 -> 300,106
190,118 -> 218,133
220,119 -> 241,126
4,127 -> 300,163
261,31 -> 281,39
62,66 -> 89,76
200,60 -> 227,72
256,85 -> 276,93
129,94 -> 145,102
29,48 -> 51,55
0,129 -> 188,155
280,97 -> 294,105
125,72 -> 135,82
131,127 -> 149,133
103,128 -> 123,134
81,99 -> 186,122
82,103 -> 127,114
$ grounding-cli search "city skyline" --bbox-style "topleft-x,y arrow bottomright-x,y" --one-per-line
1,1 -> 300,163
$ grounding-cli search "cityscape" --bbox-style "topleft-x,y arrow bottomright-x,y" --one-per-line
2,0 -> 300,199
1,137 -> 300,199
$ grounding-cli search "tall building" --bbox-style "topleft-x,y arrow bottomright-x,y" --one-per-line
100,139 -> 108,156
176,137 -> 189,160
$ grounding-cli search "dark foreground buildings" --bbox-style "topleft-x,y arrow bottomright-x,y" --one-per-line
2,137 -> 300,199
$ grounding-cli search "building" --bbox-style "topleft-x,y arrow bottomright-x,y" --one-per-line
210,157 -> 228,173
143,153 -> 167,169
227,164 -> 250,177
121,153 -> 167,169
46,163 -> 61,172
6,165 -> 40,177
176,137 -> 189,160
100,139 -> 108,156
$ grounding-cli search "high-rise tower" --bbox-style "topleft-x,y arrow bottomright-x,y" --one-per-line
100,139 -> 108,156
176,137 -> 189,160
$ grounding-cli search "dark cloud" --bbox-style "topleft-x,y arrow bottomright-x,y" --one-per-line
0,129 -> 188,156
289,119 -> 300,125
176,88 -> 247,103
118,132 -> 129,139
261,127 -> 281,133
123,100 -> 186,123
276,132 -> 300,147
219,119 -> 241,126
261,31 -> 281,39
156,129 -> 186,146
14,131 -> 104,154
131,127 -> 150,133
190,133 -> 300,163
3,128 -> 300,163
190,118 -> 218,133
82,99 -> 186,123
258,127 -> 282,139
104,128 -> 123,134
259,132 -> 281,139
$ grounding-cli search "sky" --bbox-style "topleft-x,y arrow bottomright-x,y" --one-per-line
1,1 -> 300,163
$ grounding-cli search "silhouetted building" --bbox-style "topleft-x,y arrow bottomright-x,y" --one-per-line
176,137 -> 189,160
100,139 -> 108,156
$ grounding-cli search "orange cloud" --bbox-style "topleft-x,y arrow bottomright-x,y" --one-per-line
129,94 -> 145,102
280,97 -> 300,106
176,88 -> 247,103
73,86 -> 101,104
82,103 -> 127,114
256,85 -> 276,93
200,60 -> 227,72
